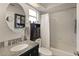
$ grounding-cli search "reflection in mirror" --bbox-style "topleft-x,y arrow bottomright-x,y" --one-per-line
15,14 -> 25,28
6,3 -> 25,33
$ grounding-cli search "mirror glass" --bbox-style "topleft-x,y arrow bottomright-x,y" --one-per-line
6,3 -> 25,33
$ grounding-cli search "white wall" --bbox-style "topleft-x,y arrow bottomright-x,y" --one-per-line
49,7 -> 76,53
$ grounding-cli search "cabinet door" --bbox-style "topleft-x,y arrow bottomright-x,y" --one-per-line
20,50 -> 31,56
20,45 -> 39,56
30,45 -> 39,56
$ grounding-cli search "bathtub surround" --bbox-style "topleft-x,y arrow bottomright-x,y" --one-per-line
49,4 -> 76,54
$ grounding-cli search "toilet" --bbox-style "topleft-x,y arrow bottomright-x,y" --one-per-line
35,38 -> 52,56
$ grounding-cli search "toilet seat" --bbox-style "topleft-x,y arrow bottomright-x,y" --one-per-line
39,47 -> 52,56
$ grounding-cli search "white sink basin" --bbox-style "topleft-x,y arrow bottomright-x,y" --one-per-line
10,44 -> 28,52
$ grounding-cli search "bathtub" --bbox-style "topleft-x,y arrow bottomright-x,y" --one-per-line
51,48 -> 75,56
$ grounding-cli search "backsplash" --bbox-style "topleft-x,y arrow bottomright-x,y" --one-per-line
0,37 -> 27,48
0,42 -> 4,48
8,38 -> 22,46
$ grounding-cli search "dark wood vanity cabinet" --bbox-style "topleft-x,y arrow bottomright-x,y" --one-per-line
20,44 -> 39,56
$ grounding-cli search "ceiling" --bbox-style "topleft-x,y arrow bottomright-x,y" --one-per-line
39,3 -> 63,8
28,3 -> 76,14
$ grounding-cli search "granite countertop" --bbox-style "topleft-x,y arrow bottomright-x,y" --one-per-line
0,40 -> 38,56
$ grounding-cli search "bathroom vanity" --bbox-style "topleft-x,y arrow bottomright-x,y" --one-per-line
0,40 -> 39,56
